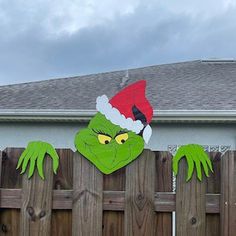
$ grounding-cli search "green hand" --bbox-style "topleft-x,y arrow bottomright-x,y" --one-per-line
172,144 -> 213,181
16,141 -> 59,180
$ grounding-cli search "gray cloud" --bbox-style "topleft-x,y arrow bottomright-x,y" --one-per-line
0,1 -> 236,85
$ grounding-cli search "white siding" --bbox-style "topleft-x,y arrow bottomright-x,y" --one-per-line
0,122 -> 235,151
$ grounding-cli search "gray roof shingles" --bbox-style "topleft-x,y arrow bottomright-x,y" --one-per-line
0,60 -> 236,110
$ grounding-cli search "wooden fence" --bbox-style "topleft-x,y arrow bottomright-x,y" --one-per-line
0,148 -> 235,236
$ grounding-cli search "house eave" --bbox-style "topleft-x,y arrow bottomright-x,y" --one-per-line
0,109 -> 236,123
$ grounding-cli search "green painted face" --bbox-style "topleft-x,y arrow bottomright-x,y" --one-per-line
74,112 -> 144,174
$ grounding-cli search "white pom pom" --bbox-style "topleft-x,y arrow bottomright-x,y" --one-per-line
143,125 -> 152,144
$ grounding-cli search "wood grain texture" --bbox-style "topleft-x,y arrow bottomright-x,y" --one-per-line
0,150 -> 2,210
206,152 -> 221,236
52,149 -> 73,236
0,148 -> 22,236
124,149 -> 155,236
1,148 -> 23,189
103,168 -> 125,236
0,150 -> 2,186
20,154 -> 54,236
155,151 -> 172,236
72,152 -> 103,236
51,210 -> 72,236
220,151 -> 236,236
0,189 -> 220,213
176,158 -> 206,236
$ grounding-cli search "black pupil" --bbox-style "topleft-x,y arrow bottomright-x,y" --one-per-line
121,139 -> 125,143
105,140 -> 109,144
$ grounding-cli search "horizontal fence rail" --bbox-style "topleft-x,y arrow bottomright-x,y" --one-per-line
0,148 -> 235,236
0,189 -> 220,213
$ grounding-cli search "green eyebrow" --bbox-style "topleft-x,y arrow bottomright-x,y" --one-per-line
92,129 -> 112,138
115,130 -> 128,137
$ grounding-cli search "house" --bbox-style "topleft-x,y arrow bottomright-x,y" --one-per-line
0,59 -> 236,153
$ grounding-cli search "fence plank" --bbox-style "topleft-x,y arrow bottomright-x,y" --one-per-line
72,152 -> 103,236
206,152 -> 221,236
220,151 -> 236,236
0,148 -> 22,236
0,150 -> 2,185
103,168 -> 125,236
52,210 -> 72,236
51,149 -> 73,236
20,154 -> 54,236
155,151 -> 172,236
124,149 -> 155,236
0,150 -> 2,208
176,158 -> 206,236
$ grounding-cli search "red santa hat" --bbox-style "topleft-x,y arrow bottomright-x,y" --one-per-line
96,80 -> 153,143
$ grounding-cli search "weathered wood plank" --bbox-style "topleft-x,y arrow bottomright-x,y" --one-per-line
20,154 -> 54,236
51,210 -> 72,236
103,168 -> 125,236
53,149 -> 73,190
220,151 -> 236,236
176,158 -> 206,236
0,189 -> 220,212
206,152 -> 221,236
1,148 -> 22,189
52,149 -> 73,236
72,152 -> 103,236
0,150 -> 2,185
155,151 -> 172,236
124,149 -> 155,236
0,150 -> 2,208
0,148 -> 22,236
0,209 -> 20,235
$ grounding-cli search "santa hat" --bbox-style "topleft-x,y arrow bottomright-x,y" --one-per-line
96,80 -> 153,143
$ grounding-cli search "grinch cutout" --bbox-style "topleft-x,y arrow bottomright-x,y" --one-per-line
16,80 -> 213,181
75,80 -> 152,174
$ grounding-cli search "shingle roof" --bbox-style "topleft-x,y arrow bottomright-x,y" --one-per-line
0,60 -> 236,110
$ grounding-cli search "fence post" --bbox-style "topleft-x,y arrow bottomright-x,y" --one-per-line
20,154 -> 54,236
220,151 -> 236,235
124,149 -> 155,236
72,152 -> 103,236
0,150 -> 2,185
0,150 -> 2,209
176,158 -> 206,236
155,151 -> 173,236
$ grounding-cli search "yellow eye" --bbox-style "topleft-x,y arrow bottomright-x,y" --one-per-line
115,133 -> 128,144
98,134 -> 112,144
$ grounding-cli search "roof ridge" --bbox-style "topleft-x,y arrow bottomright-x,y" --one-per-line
0,60 -> 200,88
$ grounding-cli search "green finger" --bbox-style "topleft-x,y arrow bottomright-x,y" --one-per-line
36,144 -> 47,180
185,150 -> 201,181
185,155 -> 194,181
172,148 -> 185,175
21,147 -> 36,174
202,152 -> 213,172
27,152 -> 38,178
193,156 -> 202,181
46,146 -> 59,174
193,145 -> 213,176
16,148 -> 29,169
28,145 -> 41,178
200,158 -> 209,177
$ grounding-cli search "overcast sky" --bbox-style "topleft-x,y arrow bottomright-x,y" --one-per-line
0,0 -> 236,85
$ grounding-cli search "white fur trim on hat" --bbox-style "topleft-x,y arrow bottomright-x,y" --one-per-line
142,124 -> 152,144
96,95 -> 144,134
